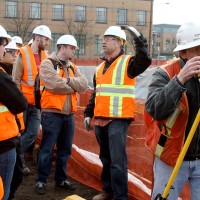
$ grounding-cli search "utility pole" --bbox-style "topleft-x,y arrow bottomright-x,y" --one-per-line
148,0 -> 154,57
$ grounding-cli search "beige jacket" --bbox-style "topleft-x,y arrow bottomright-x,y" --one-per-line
40,52 -> 88,115
12,54 -> 24,90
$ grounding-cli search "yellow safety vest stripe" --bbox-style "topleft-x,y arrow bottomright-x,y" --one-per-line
0,105 -> 9,113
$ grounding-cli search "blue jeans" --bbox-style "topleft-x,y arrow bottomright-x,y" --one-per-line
95,119 -> 130,200
152,157 -> 200,200
21,105 -> 41,153
9,138 -> 23,200
37,112 -> 75,184
0,148 -> 16,200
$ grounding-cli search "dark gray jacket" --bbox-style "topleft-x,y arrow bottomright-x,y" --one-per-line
145,59 -> 200,160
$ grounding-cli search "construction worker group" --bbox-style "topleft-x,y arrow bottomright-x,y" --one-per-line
0,20 -> 199,200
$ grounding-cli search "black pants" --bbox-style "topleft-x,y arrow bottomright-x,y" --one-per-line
8,138 -> 23,200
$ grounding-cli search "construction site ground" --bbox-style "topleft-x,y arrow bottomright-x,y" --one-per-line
14,158 -> 99,200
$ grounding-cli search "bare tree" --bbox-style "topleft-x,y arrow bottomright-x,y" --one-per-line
3,9 -> 36,44
65,18 -> 95,58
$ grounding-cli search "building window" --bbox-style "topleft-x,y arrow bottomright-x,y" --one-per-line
117,9 -> 127,25
96,7 -> 107,23
166,38 -> 170,44
30,2 -> 41,19
75,34 -> 86,55
137,10 -> 146,26
75,5 -> 86,22
157,33 -> 161,38
6,1 -> 17,18
52,4 -> 64,21
95,35 -> 102,54
51,33 -> 63,51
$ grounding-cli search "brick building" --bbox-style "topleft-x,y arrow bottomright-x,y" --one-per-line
152,24 -> 180,59
0,0 -> 152,59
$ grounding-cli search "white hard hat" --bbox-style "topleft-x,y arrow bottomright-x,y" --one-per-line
12,36 -> 23,45
32,25 -> 52,40
28,39 -> 33,45
173,22 -> 200,52
57,35 -> 79,49
0,25 -> 12,42
5,38 -> 19,50
104,26 -> 126,41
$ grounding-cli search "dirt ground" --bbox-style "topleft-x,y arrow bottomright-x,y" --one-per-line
14,159 -> 99,200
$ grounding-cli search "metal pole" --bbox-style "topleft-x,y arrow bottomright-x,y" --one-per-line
149,0 -> 154,57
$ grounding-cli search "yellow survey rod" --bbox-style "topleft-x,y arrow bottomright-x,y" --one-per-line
162,109 -> 200,199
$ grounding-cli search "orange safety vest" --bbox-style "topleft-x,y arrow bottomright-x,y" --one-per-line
0,67 -> 19,141
94,55 -> 136,118
0,177 -> 4,200
19,45 -> 48,105
145,59 -> 189,167
41,62 -> 77,112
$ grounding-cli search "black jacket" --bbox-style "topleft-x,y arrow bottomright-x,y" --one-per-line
0,63 -> 28,153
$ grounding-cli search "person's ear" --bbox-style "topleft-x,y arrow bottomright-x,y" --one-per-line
179,50 -> 187,59
35,35 -> 41,42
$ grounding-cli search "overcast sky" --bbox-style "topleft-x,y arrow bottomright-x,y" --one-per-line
153,0 -> 200,25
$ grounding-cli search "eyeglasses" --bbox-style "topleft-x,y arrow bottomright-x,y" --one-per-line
103,37 -> 117,42
6,49 -> 17,56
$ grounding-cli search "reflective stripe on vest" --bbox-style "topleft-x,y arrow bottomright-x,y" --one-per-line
20,46 -> 48,105
21,46 -> 35,85
0,105 -> 9,113
155,106 -> 181,157
21,47 -> 48,86
96,55 -> 135,117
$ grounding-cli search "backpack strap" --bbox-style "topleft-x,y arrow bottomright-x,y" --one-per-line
48,58 -> 62,70
68,64 -> 75,75
47,58 -> 75,76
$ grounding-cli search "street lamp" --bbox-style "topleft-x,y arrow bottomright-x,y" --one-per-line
152,31 -> 157,58
149,1 -> 170,57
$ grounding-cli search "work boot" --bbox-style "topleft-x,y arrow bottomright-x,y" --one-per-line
55,180 -> 76,191
23,164 -> 30,176
93,191 -> 113,200
35,182 -> 46,194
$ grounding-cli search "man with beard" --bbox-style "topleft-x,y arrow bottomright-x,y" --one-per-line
35,34 -> 88,194
12,25 -> 52,175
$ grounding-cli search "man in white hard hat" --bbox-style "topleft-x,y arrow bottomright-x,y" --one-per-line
35,34 -> 88,194
145,21 -> 200,199
12,25 -> 52,176
84,25 -> 151,200
12,36 -> 23,48
0,27 -> 27,200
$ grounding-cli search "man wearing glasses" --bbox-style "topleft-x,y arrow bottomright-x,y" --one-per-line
84,25 -> 152,200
